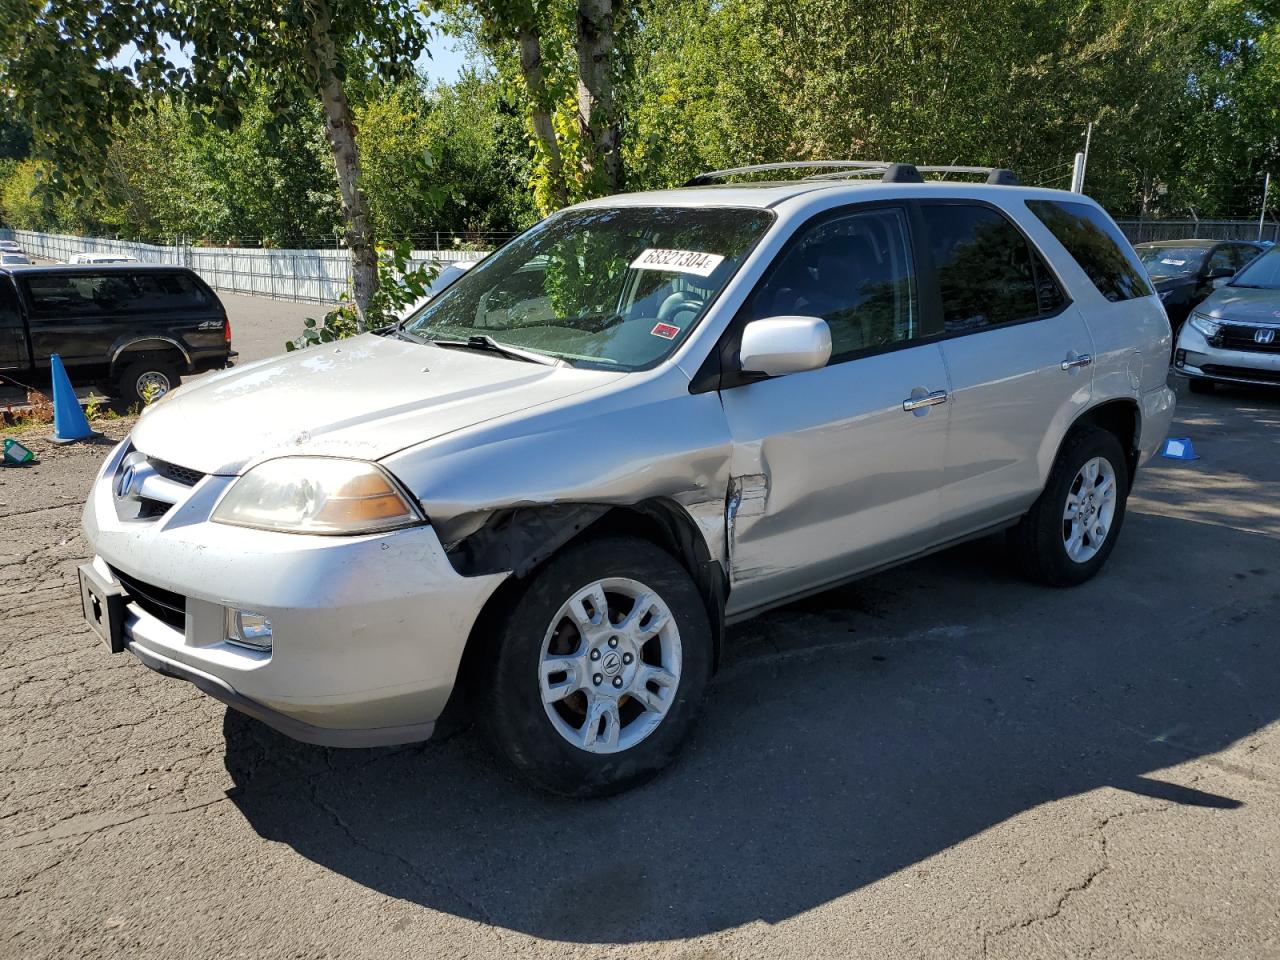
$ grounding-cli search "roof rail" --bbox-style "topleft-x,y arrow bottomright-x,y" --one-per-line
683,161 -> 891,186
682,161 -> 1022,187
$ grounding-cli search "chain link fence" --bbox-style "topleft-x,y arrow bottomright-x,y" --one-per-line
0,229 -> 488,304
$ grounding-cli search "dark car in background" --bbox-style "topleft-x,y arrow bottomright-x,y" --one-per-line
0,264 -> 234,405
1135,239 -> 1266,334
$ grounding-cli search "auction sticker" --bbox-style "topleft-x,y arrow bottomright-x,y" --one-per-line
631,248 -> 725,277
651,322 -> 681,339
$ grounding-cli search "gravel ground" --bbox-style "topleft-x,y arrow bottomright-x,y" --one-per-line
2,379 -> 1279,960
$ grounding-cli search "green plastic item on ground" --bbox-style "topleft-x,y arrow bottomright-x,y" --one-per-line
3,437 -> 38,465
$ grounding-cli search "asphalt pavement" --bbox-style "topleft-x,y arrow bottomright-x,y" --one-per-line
1,376 -> 1278,959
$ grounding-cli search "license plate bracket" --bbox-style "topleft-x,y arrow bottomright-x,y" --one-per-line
79,563 -> 128,653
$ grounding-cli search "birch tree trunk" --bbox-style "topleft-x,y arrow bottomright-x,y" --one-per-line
518,23 -> 569,210
305,0 -> 378,330
575,0 -> 623,194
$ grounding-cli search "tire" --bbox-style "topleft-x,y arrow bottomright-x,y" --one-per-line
1188,377 -> 1216,395
116,359 -> 181,407
473,536 -> 714,797
1007,427 -> 1130,587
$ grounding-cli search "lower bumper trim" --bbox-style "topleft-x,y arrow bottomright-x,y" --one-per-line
1173,364 -> 1280,389
126,642 -> 437,748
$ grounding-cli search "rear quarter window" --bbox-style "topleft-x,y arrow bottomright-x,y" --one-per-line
1025,199 -> 1151,303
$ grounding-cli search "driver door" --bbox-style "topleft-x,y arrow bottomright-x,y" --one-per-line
718,205 -> 952,615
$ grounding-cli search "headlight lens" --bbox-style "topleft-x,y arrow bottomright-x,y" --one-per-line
212,457 -> 423,535
1188,312 -> 1221,339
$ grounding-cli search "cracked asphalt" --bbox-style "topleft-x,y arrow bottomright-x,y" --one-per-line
3,377 -> 1280,960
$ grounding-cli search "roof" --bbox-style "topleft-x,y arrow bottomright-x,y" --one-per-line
575,179 -> 1088,212
0,262 -> 190,275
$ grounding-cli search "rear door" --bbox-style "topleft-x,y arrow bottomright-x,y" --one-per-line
19,270 -> 126,371
718,204 -> 952,614
0,276 -> 28,372
921,201 -> 1095,538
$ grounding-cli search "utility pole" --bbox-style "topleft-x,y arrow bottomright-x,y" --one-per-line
1071,153 -> 1085,193
1081,122 -> 1093,191
1260,172 -> 1272,242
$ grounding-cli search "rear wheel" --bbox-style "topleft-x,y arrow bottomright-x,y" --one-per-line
1008,427 -> 1129,587
116,358 -> 181,407
473,536 -> 713,797
1188,377 -> 1216,395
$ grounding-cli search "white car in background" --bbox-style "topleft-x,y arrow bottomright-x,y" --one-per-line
69,253 -> 141,264
0,252 -> 31,265
397,259 -> 482,320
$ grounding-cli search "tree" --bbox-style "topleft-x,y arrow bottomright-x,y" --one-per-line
0,0 -> 430,327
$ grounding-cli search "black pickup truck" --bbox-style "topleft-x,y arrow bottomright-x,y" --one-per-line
0,263 -> 234,405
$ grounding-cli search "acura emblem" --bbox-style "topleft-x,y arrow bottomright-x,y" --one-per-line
1255,328 -> 1277,345
114,464 -> 138,499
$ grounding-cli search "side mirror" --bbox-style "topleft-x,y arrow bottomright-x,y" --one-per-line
739,316 -> 832,377
1210,277 -> 1231,290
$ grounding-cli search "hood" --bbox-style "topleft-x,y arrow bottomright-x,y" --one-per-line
1197,286 -> 1280,324
129,333 -> 625,475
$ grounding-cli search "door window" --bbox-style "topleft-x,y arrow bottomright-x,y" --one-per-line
0,278 -> 21,329
745,207 -> 918,361
1206,246 -> 1236,276
920,203 -> 1062,333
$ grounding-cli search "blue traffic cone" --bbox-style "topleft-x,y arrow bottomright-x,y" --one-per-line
1161,437 -> 1199,461
48,354 -> 100,443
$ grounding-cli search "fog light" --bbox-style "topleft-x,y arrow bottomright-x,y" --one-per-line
227,609 -> 272,651
1175,348 -> 1186,369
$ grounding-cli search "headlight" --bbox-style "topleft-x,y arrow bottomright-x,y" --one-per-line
1188,312 -> 1221,339
212,457 -> 424,535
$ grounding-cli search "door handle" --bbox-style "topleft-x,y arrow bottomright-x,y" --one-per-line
1061,353 -> 1093,371
902,389 -> 949,412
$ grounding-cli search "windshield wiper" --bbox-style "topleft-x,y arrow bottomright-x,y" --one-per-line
429,334 -> 562,366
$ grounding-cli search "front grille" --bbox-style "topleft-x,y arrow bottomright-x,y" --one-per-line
1214,324 -> 1280,354
148,457 -> 205,487
1200,364 -> 1280,385
110,566 -> 187,630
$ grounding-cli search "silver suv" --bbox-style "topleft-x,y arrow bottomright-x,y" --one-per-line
80,163 -> 1175,796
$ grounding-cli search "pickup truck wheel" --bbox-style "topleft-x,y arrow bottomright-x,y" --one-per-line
1008,427 -> 1129,587
117,359 -> 180,406
1188,377 -> 1216,395
474,536 -> 713,798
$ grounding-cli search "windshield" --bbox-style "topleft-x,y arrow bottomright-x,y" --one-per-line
405,206 -> 774,370
1230,247 -> 1280,289
1136,246 -> 1206,278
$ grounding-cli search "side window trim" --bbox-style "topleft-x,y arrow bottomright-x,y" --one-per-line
913,198 -> 1073,344
706,199 -> 932,391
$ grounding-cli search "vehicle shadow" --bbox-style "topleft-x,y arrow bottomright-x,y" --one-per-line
222,513 -> 1277,943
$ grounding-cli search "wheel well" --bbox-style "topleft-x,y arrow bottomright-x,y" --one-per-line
438,500 -> 728,735
1069,399 -> 1140,484
112,345 -> 187,379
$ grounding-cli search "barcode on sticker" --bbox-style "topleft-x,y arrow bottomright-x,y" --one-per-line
631,248 -> 725,277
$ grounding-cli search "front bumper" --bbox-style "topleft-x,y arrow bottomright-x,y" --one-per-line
1173,325 -> 1280,388
83,440 -> 508,746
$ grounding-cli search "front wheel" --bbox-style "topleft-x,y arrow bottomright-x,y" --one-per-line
1008,427 -> 1130,587
473,536 -> 714,797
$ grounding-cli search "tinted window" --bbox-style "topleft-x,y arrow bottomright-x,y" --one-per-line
746,207 -> 918,360
1026,199 -> 1151,302
0,278 -> 20,328
1206,246 -> 1236,275
23,270 -> 210,320
1231,244 -> 1262,270
921,203 -> 1059,332
1230,248 -> 1280,290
